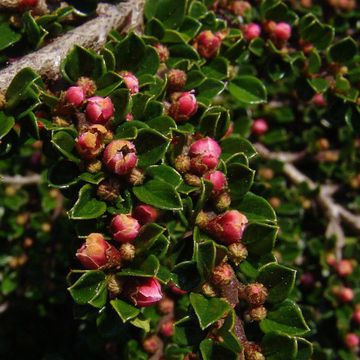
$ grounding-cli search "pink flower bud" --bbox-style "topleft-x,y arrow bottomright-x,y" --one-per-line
300,272 -> 315,287
77,77 -> 97,97
168,69 -> 187,91
194,30 -> 222,59
76,233 -> 121,270
273,22 -> 291,41
345,333 -> 359,349
103,140 -> 138,176
133,204 -> 158,225
252,118 -> 268,136
244,23 -> 261,40
75,125 -> 107,159
204,171 -> 227,192
143,335 -> 161,354
169,91 -> 198,123
154,43 -> 170,63
353,309 -> 360,324
65,86 -> 85,107
207,210 -> 248,245
128,277 -> 163,307
86,96 -> 114,124
335,287 -> 354,303
160,321 -> 174,337
336,259 -> 354,277
120,71 -> 139,94
125,113 -> 134,121
189,137 -> 222,159
110,214 -> 140,243
157,296 -> 174,314
312,93 -> 326,107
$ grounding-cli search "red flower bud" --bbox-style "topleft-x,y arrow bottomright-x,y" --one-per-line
157,296 -> 174,315
204,170 -> 227,193
169,91 -> 198,122
103,140 -> 138,176
336,259 -> 354,277
273,22 -> 292,41
120,71 -> 139,94
353,309 -> 360,325
76,233 -> 121,270
110,214 -> 140,243
160,321 -> 174,337
20,0 -> 38,7
244,23 -> 261,40
229,1 -> 251,16
168,69 -> 187,91
312,93 -> 326,107
133,204 -> 158,225
335,287 -> 354,303
244,283 -> 268,306
169,282 -> 188,295
76,77 -> 97,97
252,118 -> 268,136
75,125 -> 107,159
128,277 -> 163,307
143,335 -> 161,354
300,272 -> 315,287
154,43 -> 170,63
65,86 -> 85,107
207,210 -> 248,245
86,96 -> 114,124
194,30 -> 222,59
345,333 -> 359,349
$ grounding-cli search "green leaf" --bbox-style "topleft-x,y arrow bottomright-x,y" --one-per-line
48,160 -> 80,188
197,79 -> 226,105
215,311 -> 242,353
242,222 -> 278,256
307,78 -> 328,93
51,130 -> 80,163
257,263 -> 296,304
144,0 -> 186,29
172,261 -> 201,291
221,135 -> 257,160
199,106 -> 230,139
0,23 -> 21,51
200,339 -> 238,360
69,184 -> 107,220
328,37 -> 358,63
130,316 -> 151,332
61,45 -> 106,83
190,293 -> 231,330
296,338 -> 313,360
260,300 -> 310,336
0,112 -> 15,140
22,11 -> 48,49
228,76 -> 267,105
134,128 -> 170,167
135,223 -> 166,250
120,255 -> 160,278
236,192 -> 277,222
194,240 -> 216,279
227,163 -> 255,200
133,179 -> 183,211
110,299 -> 140,322
68,271 -> 107,308
261,332 -> 298,360
147,165 -> 183,189
202,57 -> 229,80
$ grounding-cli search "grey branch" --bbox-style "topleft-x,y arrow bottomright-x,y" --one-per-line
0,0 -> 146,91
255,143 -> 360,259
1,173 -> 41,185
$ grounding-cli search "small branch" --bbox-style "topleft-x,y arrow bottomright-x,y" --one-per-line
255,143 -> 360,259
0,173 -> 41,185
0,0 -> 145,91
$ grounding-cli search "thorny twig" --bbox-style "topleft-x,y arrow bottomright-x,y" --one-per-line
255,142 -> 360,260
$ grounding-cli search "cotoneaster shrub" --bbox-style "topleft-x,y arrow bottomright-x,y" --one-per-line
0,0 -> 359,359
